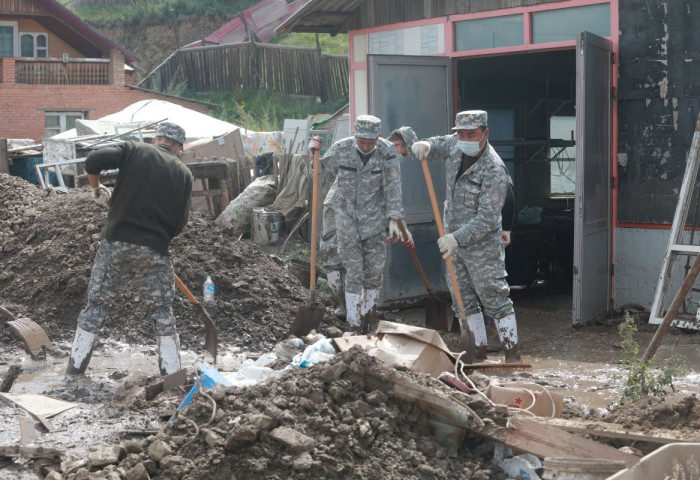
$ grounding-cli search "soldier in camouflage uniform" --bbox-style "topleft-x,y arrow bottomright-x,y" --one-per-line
411,110 -> 521,363
387,126 -> 418,158
319,178 -> 346,318
66,121 -> 193,376
310,115 -> 413,331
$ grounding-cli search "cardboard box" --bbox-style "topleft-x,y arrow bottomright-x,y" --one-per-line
332,322 -> 456,378
486,382 -> 564,418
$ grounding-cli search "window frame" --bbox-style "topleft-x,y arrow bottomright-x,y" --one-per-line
0,21 -> 19,57
45,111 -> 85,138
20,32 -> 48,58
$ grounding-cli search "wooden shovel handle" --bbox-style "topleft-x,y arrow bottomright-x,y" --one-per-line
420,158 -> 467,320
174,274 -> 199,305
309,149 -> 320,296
397,220 -> 433,293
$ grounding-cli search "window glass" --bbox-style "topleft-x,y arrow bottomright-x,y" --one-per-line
0,25 -> 14,57
45,115 -> 60,128
454,15 -> 523,51
532,4 -> 610,43
550,116 -> 576,196
45,112 -> 84,138
37,34 -> 47,57
20,34 -> 33,57
66,115 -> 82,130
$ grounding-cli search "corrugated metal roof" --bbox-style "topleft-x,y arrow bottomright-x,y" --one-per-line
276,0 -> 365,35
203,0 -> 310,45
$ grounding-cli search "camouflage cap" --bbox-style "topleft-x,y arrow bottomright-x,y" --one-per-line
354,115 -> 381,139
156,121 -> 186,146
452,110 -> 488,130
398,126 -> 417,150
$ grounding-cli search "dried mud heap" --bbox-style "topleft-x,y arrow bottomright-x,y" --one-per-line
0,173 -> 327,353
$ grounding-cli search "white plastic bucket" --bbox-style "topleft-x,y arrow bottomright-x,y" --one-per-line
252,208 -> 283,245
542,457 -> 626,480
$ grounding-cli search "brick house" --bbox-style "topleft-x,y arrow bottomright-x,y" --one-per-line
0,0 -> 215,142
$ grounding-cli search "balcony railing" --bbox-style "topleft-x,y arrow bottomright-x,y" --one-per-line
14,58 -> 110,85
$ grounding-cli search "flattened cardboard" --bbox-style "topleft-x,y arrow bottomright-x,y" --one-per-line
332,323 -> 456,378
180,129 -> 245,164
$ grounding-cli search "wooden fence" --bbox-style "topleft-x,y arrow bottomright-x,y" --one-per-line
141,42 -> 349,102
14,59 -> 110,85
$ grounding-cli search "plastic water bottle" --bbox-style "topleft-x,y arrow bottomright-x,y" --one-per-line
203,276 -> 215,302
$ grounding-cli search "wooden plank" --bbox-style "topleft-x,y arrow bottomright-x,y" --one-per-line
0,445 -> 64,459
535,417 -> 700,445
0,138 -> 9,175
0,393 -> 76,419
0,365 -> 21,392
485,417 -> 640,468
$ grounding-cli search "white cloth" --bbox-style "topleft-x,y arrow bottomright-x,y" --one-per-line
91,184 -> 111,208
411,140 -> 431,159
437,233 -> 459,259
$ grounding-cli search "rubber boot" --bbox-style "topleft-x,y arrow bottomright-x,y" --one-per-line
345,292 -> 362,330
66,327 -> 98,374
495,313 -> 521,363
157,334 -> 181,375
327,270 -> 346,319
360,289 -> 380,334
465,312 -> 488,362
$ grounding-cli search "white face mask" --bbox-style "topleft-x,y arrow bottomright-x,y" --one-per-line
355,144 -> 376,156
457,131 -> 485,156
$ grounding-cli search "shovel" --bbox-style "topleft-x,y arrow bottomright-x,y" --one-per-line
288,148 -> 324,337
397,220 -> 453,331
419,157 -> 476,363
174,274 -> 217,362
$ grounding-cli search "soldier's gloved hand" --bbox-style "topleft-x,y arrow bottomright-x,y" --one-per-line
308,135 -> 323,153
386,219 -> 402,245
91,184 -> 111,208
411,141 -> 430,159
502,230 -> 511,247
401,225 -> 415,250
437,233 -> 459,259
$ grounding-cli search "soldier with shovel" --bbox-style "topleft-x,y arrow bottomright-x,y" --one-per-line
411,111 -> 521,363
310,115 -> 413,333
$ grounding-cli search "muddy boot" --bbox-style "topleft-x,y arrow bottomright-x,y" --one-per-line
345,291 -> 361,331
495,313 -> 521,363
327,270 -> 346,320
360,289 -> 380,334
504,343 -> 522,364
66,327 -> 98,375
474,345 -> 489,362
486,327 -> 503,353
157,334 -> 181,376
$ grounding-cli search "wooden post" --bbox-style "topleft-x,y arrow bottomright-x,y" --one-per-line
0,138 -> 9,174
641,254 -> 700,365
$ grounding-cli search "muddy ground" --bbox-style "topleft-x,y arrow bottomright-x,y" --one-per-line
2,173 -> 700,479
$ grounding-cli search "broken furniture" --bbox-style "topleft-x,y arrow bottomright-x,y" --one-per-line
0,305 -> 52,359
186,161 -> 232,217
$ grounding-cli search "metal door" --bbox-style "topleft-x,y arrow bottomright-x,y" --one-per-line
573,32 -> 613,325
367,55 -> 453,304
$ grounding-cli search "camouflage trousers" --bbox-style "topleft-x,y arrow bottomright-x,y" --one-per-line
320,231 -> 344,272
448,244 -> 514,320
337,231 -> 386,294
77,240 -> 177,336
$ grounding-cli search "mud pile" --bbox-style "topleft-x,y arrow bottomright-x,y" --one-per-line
63,349 -> 503,480
0,174 -> 328,353
604,392 -> 700,432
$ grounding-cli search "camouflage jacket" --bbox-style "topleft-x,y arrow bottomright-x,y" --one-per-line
425,135 -> 507,247
321,137 -> 404,240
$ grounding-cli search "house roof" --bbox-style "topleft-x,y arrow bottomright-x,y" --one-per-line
7,0 -> 136,63
276,0 -> 364,35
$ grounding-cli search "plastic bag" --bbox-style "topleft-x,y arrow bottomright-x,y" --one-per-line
215,175 -> 277,235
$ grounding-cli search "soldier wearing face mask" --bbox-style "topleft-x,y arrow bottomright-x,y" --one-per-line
312,115 -> 414,333
411,110 -> 520,363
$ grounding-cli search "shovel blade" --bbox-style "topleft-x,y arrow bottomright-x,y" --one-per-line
289,305 -> 324,338
424,297 -> 453,331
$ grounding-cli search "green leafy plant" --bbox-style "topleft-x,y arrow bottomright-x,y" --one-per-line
617,312 -> 687,405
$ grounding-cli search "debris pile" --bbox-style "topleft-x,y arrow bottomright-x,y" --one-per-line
60,349 -> 504,480
0,173 -> 328,353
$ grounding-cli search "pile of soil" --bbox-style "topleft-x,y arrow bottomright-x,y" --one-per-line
61,348 -> 505,480
603,392 -> 700,433
0,174 -> 333,353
